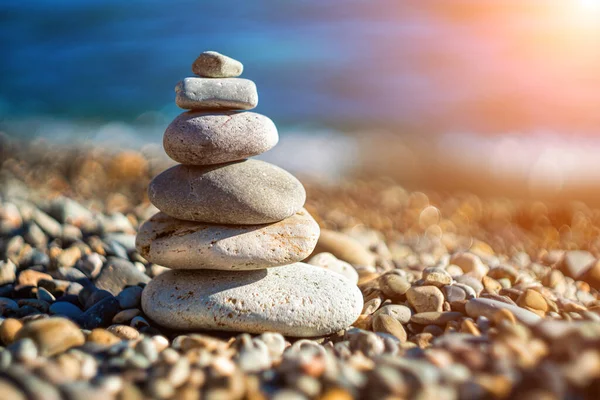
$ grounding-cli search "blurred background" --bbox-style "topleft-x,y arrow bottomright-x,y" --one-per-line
2,0 -> 600,202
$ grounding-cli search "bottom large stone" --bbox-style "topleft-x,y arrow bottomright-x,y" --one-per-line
141,263 -> 363,337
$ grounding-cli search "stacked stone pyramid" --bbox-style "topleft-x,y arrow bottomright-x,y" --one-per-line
137,51 -> 362,337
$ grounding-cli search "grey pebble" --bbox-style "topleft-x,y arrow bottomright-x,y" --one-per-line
75,253 -> 104,279
175,77 -> 258,110
80,296 -> 120,329
49,301 -> 83,319
117,285 -> 143,309
94,257 -> 150,296
36,287 -> 55,303
465,298 -> 542,325
373,304 -> 413,324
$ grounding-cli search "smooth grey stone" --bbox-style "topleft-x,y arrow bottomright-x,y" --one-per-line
104,233 -> 136,253
80,296 -> 120,330
23,222 -> 46,248
465,298 -> 542,326
373,304 -> 412,324
0,297 -> 18,313
149,159 -> 305,225
116,285 -> 143,309
3,365 -> 62,400
36,287 -> 55,303
163,111 -> 278,165
51,267 -> 90,285
142,263 -> 363,337
94,257 -> 150,296
49,301 -> 83,319
175,77 -> 258,110
48,196 -> 94,225
136,209 -> 319,270
75,253 -> 104,279
31,208 -> 62,238
192,51 -> 243,78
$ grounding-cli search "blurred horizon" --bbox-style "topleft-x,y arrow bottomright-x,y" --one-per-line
2,0 -> 600,137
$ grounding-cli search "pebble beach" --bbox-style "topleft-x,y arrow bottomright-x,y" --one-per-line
0,134 -> 599,399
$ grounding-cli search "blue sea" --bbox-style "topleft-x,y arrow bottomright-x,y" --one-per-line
2,1 -> 600,181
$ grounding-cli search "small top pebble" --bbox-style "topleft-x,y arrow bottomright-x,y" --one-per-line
192,51 -> 243,78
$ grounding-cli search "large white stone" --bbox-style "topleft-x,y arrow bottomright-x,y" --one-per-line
136,209 -> 320,270
141,263 -> 364,337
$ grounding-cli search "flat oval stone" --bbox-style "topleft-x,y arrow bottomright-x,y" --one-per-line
141,263 -> 363,337
136,209 -> 319,270
149,160 -> 306,225
465,298 -> 542,326
175,77 -> 258,110
163,111 -> 278,165
192,51 -> 243,78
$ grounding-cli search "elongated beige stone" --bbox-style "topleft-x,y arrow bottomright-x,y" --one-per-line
136,209 -> 319,270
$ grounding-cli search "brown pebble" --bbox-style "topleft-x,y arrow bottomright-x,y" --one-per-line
460,319 -> 481,336
411,332 -> 434,348
317,388 -> 354,400
16,317 -> 85,356
517,289 -> 548,314
53,246 -> 82,269
87,328 -> 122,346
0,318 -> 23,345
0,378 -> 26,400
107,324 -> 140,340
372,314 -> 407,342
352,314 -> 372,330
492,308 -> 517,325
361,297 -> 381,315
406,286 -> 444,312
422,325 -> 444,336
378,273 -> 411,301
450,300 -> 467,313
487,264 -> 519,283
557,250 -> 595,279
410,311 -> 463,326
18,270 -> 53,287
312,229 -> 376,266
112,308 -> 141,324
482,275 -> 502,294
450,252 -> 488,278
422,267 -> 452,287
581,259 -> 600,290
476,374 -> 513,399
